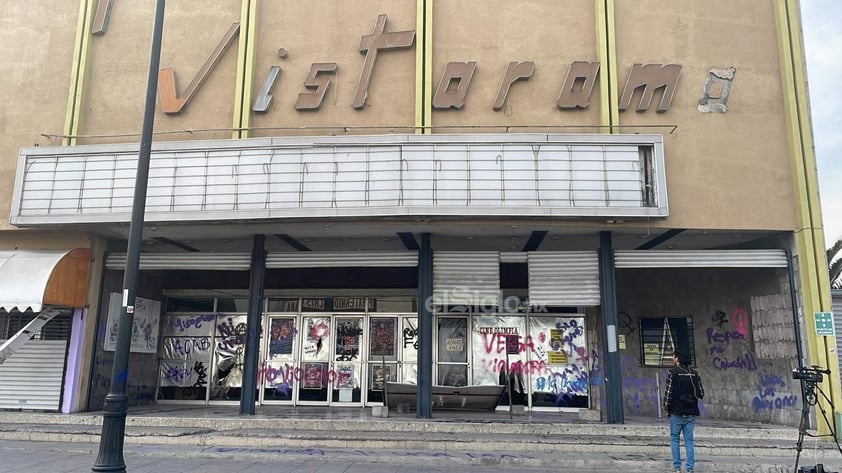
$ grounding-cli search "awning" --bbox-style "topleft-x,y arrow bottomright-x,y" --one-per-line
0,248 -> 91,312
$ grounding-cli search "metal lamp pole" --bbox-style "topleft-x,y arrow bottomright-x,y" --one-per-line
92,1 -> 165,471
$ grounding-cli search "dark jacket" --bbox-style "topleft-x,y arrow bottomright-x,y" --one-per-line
663,364 -> 704,416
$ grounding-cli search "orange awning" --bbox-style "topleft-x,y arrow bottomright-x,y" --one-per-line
0,248 -> 90,312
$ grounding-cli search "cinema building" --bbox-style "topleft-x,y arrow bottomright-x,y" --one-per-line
0,0 -> 835,427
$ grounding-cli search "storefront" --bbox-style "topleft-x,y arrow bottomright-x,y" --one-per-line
0,248 -> 91,412
152,295 -> 590,410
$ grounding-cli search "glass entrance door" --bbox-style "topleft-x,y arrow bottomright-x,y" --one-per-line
365,315 -> 417,405
297,316 -> 331,404
366,316 -> 397,404
400,317 -> 419,386
262,316 -> 298,403
296,314 -> 365,405
332,316 -> 364,404
527,315 -> 589,409
436,316 -> 469,387
210,314 -> 248,402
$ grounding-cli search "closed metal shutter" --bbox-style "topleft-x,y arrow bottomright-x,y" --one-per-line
433,252 -> 500,306
107,252 -> 418,270
0,340 -> 66,410
266,251 -> 418,268
528,251 -> 600,306
614,250 -> 788,268
105,253 -> 251,270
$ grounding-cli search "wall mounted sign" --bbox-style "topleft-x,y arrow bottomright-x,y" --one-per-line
13,134 -> 668,225
814,312 -> 835,336
105,13 -> 695,115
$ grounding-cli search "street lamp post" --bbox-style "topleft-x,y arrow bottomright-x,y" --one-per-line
92,1 -> 165,471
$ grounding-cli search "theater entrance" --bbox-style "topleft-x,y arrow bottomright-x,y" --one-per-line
257,302 -> 418,407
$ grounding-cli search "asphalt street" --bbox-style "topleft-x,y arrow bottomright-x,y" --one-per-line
2,438 -> 826,473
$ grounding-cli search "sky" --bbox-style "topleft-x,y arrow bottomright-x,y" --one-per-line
801,1 -> 842,246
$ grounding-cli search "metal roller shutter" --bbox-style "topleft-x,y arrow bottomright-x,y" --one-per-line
528,251 -> 600,306
614,250 -> 788,268
105,253 -> 252,270
433,252 -> 500,307
266,251 -> 418,268
0,340 -> 66,411
107,251 -> 419,270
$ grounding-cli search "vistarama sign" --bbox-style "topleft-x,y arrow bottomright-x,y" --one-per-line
90,4 -> 735,116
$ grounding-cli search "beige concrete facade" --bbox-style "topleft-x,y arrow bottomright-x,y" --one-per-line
0,0 -> 78,231
0,0 -> 834,425
430,0 -> 600,130
251,0 -> 417,136
81,0 -> 241,144
0,0 -> 797,233
613,0 -> 796,231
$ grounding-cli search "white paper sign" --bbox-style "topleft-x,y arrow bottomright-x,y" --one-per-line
105,292 -> 161,353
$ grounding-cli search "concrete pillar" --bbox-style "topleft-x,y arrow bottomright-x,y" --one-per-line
599,231 -> 624,423
417,233 -> 433,418
240,234 -> 266,415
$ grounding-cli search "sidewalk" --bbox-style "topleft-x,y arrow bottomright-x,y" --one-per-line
0,405 -> 839,472
2,438 -> 831,473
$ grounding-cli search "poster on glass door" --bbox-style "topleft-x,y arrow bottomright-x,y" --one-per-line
470,315 -> 526,387
530,316 -> 588,408
302,317 -> 330,361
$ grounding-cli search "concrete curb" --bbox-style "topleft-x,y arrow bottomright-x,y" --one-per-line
0,428 -> 832,459
77,442 -> 831,472
0,412 -> 799,440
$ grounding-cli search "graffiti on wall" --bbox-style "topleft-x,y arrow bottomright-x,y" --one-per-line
753,370 -> 797,413
620,354 -> 661,415
618,302 -> 798,422
618,312 -> 635,336
165,314 -> 215,337
707,308 -> 756,371
91,352 -> 157,407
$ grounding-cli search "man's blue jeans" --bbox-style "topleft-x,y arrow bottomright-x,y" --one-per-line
669,414 -> 696,471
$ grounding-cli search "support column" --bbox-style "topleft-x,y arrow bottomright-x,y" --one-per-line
599,231 -> 624,424
240,234 -> 266,415
417,233 -> 433,418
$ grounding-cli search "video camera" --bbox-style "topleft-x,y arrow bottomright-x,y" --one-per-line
792,366 -> 831,384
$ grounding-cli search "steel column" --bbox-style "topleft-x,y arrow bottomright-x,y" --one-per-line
417,232 -> 433,418
599,231 -> 624,424
240,234 -> 266,415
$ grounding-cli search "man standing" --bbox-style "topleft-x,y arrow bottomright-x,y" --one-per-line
663,350 -> 705,473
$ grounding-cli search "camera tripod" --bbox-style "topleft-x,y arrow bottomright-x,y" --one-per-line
794,368 -> 842,473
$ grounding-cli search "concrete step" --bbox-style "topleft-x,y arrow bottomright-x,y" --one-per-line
0,411 -> 800,439
1,410 -> 838,472
0,420 -> 835,460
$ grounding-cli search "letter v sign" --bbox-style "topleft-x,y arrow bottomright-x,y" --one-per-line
158,22 -> 240,114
